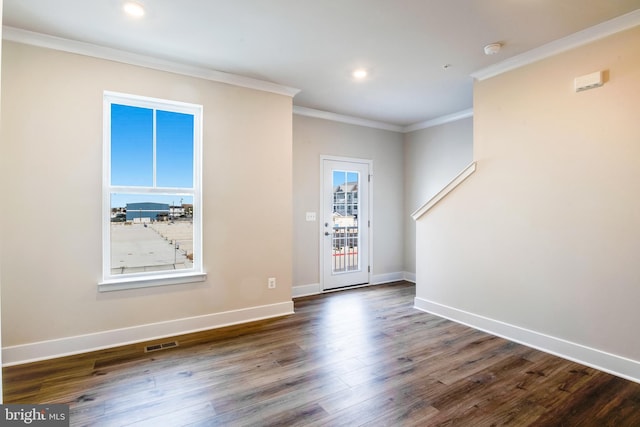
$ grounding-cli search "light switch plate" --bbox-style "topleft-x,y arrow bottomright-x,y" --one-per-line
305,212 -> 316,221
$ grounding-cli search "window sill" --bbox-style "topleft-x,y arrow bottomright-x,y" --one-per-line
99,272 -> 207,292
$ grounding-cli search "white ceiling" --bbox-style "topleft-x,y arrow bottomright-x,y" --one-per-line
3,0 -> 640,127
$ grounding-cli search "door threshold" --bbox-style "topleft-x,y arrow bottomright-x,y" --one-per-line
322,282 -> 370,293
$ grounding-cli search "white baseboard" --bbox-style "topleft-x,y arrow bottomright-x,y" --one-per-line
292,283 -> 321,298
3,301 -> 294,366
371,272 -> 405,285
414,297 -> 640,384
292,272 -> 410,298
403,271 -> 416,283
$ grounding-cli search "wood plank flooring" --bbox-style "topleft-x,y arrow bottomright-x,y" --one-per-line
4,281 -> 640,426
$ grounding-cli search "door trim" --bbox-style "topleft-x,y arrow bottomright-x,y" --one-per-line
319,155 -> 373,291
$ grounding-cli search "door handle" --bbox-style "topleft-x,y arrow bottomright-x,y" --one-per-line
324,232 -> 331,236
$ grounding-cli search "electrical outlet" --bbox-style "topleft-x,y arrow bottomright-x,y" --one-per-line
268,277 -> 276,289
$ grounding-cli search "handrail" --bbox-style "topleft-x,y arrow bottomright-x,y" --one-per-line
411,162 -> 477,221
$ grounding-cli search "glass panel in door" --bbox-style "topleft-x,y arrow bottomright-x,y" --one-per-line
332,170 -> 360,274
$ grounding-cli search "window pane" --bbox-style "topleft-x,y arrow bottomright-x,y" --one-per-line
111,104 -> 153,186
156,110 -> 194,188
110,193 -> 194,275
331,170 -> 360,273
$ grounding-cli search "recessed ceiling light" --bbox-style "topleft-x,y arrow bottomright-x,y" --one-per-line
123,2 -> 145,17
352,69 -> 368,79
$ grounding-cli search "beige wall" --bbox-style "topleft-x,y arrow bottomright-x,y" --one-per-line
403,118 -> 473,275
1,42 -> 293,350
416,27 -> 640,366
292,115 -> 404,288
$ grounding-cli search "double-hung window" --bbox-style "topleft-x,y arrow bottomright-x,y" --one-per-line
101,91 -> 204,291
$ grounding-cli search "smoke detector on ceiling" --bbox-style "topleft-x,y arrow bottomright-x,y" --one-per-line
484,43 -> 502,55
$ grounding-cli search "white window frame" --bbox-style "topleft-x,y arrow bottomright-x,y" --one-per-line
100,91 -> 205,291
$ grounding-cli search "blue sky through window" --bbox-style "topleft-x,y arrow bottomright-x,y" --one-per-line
110,104 -> 194,208
333,170 -> 358,187
157,110 -> 194,188
111,104 -> 153,187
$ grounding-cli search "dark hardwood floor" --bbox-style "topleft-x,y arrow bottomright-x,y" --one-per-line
4,281 -> 640,426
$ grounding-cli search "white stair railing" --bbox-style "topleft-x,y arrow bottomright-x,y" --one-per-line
411,162 -> 477,221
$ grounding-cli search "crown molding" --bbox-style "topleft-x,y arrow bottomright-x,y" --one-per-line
2,26 -> 301,98
472,8 -> 640,81
293,105 -> 473,133
293,106 -> 404,133
404,108 -> 473,133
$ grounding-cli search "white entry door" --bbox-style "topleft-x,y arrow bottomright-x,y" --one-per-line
321,158 -> 370,290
